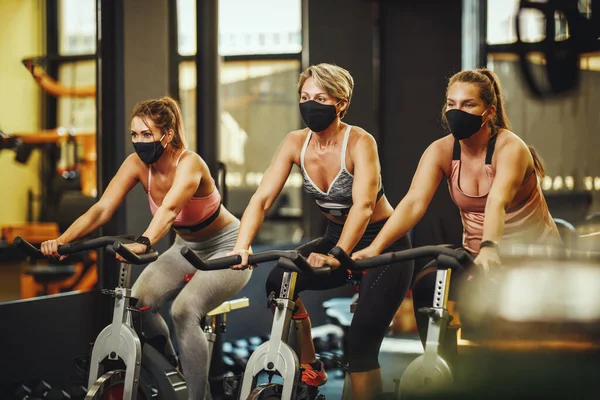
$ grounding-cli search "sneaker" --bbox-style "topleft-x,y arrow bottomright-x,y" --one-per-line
301,360 -> 328,387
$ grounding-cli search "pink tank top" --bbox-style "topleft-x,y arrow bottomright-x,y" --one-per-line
148,151 -> 222,227
447,138 -> 559,255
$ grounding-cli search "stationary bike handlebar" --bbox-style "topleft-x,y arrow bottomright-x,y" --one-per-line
13,235 -> 159,265
111,241 -> 160,265
180,248 -> 331,276
329,245 -> 474,271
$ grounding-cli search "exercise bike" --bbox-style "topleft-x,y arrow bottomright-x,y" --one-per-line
14,236 -> 250,400
180,247 -> 330,400
329,245 -> 473,400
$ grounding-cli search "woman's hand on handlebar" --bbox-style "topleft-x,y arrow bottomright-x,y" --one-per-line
307,252 -> 340,270
228,248 -> 255,270
473,247 -> 501,273
115,242 -> 148,263
351,245 -> 381,261
41,239 -> 66,261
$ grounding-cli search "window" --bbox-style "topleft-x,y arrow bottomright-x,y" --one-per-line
59,0 -> 96,55
57,60 -> 96,131
486,0 -> 574,45
56,0 -> 97,197
177,0 -> 301,56
178,59 -> 303,217
175,0 -> 304,241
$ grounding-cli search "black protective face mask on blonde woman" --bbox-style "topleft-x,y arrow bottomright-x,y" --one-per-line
445,109 -> 488,140
299,100 -> 342,132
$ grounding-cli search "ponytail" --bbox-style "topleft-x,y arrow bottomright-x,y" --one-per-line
527,145 -> 546,177
476,68 -> 511,134
160,96 -> 188,150
131,96 -> 188,150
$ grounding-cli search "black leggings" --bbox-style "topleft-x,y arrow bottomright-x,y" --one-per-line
265,219 -> 414,373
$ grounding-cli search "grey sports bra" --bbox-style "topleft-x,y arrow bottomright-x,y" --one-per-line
300,125 -> 383,217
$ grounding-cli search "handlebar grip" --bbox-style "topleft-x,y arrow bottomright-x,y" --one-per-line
60,236 -> 136,255
13,236 -> 45,259
329,246 -> 357,269
207,255 -> 243,270
181,246 -> 208,270
312,265 -> 331,276
113,242 -> 159,265
286,252 -> 331,276
277,257 -> 303,273
180,247 -> 242,270
248,252 -> 286,265
456,249 -> 475,267
436,254 -> 464,271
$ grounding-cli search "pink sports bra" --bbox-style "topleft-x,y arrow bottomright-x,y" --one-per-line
148,150 -> 221,232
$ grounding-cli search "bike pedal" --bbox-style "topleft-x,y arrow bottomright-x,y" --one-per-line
266,291 -> 277,308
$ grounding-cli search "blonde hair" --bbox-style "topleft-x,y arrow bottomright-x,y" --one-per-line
297,63 -> 354,118
131,96 -> 188,150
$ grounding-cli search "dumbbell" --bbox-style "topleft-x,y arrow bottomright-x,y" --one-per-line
247,336 -> 263,354
330,349 -> 344,367
312,336 -> 329,353
234,338 -> 250,349
64,385 -> 87,400
29,380 -> 71,400
222,353 -> 246,375
326,332 -> 344,351
232,346 -> 249,361
12,383 -> 31,400
223,341 -> 234,353
317,352 -> 336,369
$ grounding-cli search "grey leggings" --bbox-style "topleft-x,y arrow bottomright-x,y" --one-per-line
131,220 -> 251,400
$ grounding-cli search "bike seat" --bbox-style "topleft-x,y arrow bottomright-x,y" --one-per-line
207,297 -> 250,316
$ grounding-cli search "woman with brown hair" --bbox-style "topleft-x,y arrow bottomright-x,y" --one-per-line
353,68 -> 560,346
41,97 -> 251,400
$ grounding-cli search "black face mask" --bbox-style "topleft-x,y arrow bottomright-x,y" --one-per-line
299,100 -> 341,132
133,134 -> 166,164
445,109 -> 488,140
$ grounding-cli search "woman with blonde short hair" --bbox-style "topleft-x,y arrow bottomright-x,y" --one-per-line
229,63 -> 414,400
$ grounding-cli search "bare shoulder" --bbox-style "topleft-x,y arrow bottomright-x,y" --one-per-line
495,129 -> 528,149
428,134 -> 454,159
178,149 -> 204,168
348,125 -> 377,147
424,134 -> 454,176
494,129 -> 531,158
278,128 -> 309,164
123,153 -> 146,180
346,126 -> 378,162
177,150 -> 210,177
286,128 -> 310,147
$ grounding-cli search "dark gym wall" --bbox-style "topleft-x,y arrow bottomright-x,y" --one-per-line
306,0 -> 379,139
306,0 -> 464,257
379,0 -> 464,257
303,0 -> 379,239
